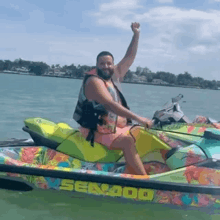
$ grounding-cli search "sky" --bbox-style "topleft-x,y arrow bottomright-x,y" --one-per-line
1,0 -> 220,80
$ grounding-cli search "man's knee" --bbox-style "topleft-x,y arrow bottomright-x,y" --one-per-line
110,133 -> 136,150
118,134 -> 135,148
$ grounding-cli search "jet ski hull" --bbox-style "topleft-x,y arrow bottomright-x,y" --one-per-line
0,139 -> 220,210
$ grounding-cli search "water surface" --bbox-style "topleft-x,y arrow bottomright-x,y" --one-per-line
0,73 -> 220,219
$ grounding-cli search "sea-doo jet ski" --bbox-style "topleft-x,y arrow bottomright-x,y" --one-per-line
0,94 -> 220,209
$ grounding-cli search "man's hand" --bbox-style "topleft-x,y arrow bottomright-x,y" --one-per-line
131,22 -> 140,34
136,117 -> 154,129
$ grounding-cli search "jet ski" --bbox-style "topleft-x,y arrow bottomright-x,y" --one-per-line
0,94 -> 220,210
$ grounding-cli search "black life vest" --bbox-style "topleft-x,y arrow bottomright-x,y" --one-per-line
73,69 -> 132,146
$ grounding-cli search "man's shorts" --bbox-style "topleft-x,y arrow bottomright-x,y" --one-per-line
79,126 -> 132,149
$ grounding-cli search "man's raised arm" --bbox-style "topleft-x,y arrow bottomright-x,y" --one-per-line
114,22 -> 140,81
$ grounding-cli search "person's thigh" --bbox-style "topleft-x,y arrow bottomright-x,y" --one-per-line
109,133 -> 135,151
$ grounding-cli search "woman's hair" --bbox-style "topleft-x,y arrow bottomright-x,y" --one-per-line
96,51 -> 114,63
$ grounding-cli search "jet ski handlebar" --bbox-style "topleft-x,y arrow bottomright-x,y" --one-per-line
152,94 -> 191,127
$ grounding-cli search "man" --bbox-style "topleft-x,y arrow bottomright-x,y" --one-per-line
73,22 -> 153,175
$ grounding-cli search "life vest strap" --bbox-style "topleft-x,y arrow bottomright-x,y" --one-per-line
86,129 -> 95,147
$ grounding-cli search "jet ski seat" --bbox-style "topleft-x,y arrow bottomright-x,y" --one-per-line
23,118 -> 171,163
23,118 -> 123,162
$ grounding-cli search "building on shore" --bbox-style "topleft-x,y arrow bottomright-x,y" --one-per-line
151,79 -> 168,85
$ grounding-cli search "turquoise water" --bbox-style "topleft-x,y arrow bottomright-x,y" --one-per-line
0,73 -> 220,219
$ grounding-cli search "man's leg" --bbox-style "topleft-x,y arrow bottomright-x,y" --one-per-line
109,134 -> 146,175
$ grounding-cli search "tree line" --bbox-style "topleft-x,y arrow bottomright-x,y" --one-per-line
1,58 -> 220,90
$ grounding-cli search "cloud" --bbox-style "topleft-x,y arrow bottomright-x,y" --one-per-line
47,35 -> 132,66
92,3 -> 220,79
93,4 -> 220,52
10,3 -> 20,10
188,45 -> 209,55
137,7 -> 220,51
28,9 -> 45,23
155,0 -> 173,3
0,30 -> 134,70
93,0 -> 142,30
100,0 -> 142,11
2,0 -> 220,80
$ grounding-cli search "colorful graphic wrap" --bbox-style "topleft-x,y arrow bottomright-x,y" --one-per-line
0,145 -> 220,209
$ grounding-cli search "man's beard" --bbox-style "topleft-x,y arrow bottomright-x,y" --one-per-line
97,68 -> 114,80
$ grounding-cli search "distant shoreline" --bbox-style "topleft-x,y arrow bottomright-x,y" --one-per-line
0,71 -> 216,90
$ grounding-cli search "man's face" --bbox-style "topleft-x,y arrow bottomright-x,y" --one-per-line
96,55 -> 114,77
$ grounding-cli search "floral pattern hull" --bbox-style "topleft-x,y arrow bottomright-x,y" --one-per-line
0,144 -> 220,210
